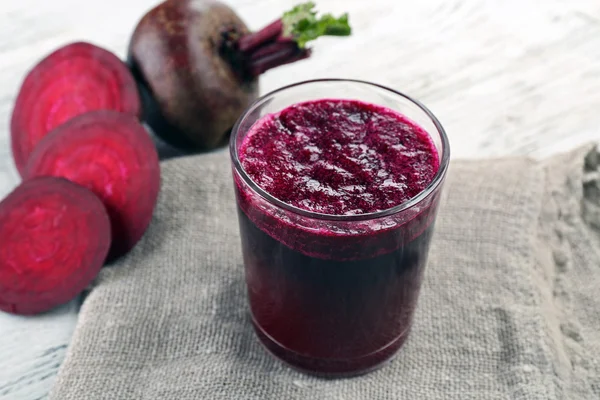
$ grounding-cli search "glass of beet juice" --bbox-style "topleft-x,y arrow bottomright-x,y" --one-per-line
229,79 -> 450,377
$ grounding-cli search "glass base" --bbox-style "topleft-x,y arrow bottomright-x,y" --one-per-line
252,320 -> 411,378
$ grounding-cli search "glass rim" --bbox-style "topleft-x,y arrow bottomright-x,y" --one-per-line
229,78 -> 450,222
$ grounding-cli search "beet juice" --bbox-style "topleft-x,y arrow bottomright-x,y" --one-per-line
230,80 -> 449,376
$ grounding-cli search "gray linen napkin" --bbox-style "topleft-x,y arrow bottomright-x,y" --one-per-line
50,145 -> 600,400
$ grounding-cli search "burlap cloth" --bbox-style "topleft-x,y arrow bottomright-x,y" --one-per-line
50,145 -> 600,399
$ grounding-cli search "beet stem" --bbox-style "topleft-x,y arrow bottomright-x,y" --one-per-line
250,41 -> 295,61
236,25 -> 311,78
238,20 -> 283,52
248,46 -> 311,77
225,2 -> 352,79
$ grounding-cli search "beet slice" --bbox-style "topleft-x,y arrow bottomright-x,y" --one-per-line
25,110 -> 161,260
11,41 -> 141,176
0,177 -> 111,315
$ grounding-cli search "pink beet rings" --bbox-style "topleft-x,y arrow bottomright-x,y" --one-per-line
0,177 -> 111,315
25,110 -> 161,260
10,42 -> 141,177
3,42 -> 159,315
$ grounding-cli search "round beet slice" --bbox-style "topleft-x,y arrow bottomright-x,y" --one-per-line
0,177 -> 111,315
11,41 -> 141,176
25,110 -> 161,260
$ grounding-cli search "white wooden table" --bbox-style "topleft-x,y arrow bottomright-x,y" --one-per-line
1,0 -> 599,398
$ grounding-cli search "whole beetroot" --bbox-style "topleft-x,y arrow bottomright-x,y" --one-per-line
129,0 -> 351,150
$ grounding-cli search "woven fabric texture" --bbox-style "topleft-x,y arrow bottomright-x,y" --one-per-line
50,145 -> 600,400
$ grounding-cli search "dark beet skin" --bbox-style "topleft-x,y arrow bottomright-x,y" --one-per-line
25,110 -> 161,260
0,177 -> 111,315
11,41 -> 141,177
129,0 -> 259,150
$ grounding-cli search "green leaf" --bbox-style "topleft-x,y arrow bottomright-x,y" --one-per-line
281,2 -> 317,36
281,2 -> 352,48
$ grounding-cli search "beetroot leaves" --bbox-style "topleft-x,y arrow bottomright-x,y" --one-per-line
129,0 -> 351,150
25,110 -> 160,260
10,41 -> 141,176
0,177 -> 111,315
